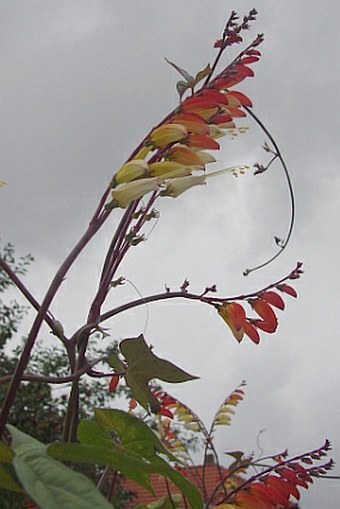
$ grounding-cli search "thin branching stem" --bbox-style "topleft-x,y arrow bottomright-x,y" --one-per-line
243,106 -> 296,275
0,206 -> 110,436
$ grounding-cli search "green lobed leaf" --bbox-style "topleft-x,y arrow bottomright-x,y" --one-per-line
94,409 -> 202,508
95,407 -> 172,460
8,425 -> 112,509
77,419 -> 114,448
107,352 -> 125,372
120,335 -> 198,410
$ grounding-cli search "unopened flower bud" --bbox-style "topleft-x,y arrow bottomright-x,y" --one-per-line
160,175 -> 206,198
150,124 -> 187,148
110,178 -> 160,208
113,159 -> 149,186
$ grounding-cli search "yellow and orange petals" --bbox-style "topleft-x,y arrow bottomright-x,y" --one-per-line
149,161 -> 193,179
186,134 -> 220,150
160,174 -> 206,198
218,302 -> 246,343
150,123 -> 187,148
225,90 -> 253,108
170,112 -> 209,135
113,159 -> 149,185
166,144 -> 205,167
208,125 -> 227,140
110,177 -> 160,209
224,106 -> 247,118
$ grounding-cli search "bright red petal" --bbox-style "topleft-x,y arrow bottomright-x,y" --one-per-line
159,407 -> 174,419
250,299 -> 278,332
276,284 -> 298,298
109,374 -> 120,393
225,90 -> 253,108
261,291 -> 285,310
187,134 -> 220,150
244,321 -> 261,344
253,320 -> 277,334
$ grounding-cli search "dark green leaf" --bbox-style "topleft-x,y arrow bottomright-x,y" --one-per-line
77,419 -> 114,448
94,409 -> 202,508
120,335 -> 198,410
0,441 -> 14,463
0,462 -> 24,493
107,352 -> 125,372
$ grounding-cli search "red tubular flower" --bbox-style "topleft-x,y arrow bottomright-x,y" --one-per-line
109,374 -> 121,393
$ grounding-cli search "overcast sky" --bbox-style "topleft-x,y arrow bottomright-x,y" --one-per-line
1,1 -> 339,507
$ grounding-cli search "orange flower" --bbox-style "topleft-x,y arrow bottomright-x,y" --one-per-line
170,112 -> 210,135
218,302 -> 246,342
166,144 -> 206,167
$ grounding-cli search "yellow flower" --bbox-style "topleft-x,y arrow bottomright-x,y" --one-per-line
160,175 -> 206,198
194,151 -> 216,164
149,161 -> 194,179
150,124 -> 187,148
110,178 -> 160,208
133,145 -> 153,160
113,159 -> 149,186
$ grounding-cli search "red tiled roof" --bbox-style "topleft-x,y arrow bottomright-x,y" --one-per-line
122,464 -> 235,507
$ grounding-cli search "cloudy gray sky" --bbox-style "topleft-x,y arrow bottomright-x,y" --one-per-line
1,1 -> 339,507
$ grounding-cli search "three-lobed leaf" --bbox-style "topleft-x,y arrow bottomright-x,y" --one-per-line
120,334 -> 198,410
94,408 -> 202,508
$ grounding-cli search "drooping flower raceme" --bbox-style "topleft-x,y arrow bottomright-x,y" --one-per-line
107,40 -> 261,209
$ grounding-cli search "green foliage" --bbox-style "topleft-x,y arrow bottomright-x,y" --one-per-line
9,425 -> 113,509
93,409 -> 202,508
119,334 -> 198,411
0,242 -> 33,348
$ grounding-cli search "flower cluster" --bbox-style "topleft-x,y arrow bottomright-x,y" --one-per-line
218,263 -> 303,344
107,45 -> 261,209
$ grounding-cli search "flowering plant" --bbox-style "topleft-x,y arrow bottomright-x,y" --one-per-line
0,9 -> 333,509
